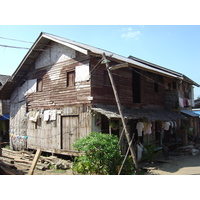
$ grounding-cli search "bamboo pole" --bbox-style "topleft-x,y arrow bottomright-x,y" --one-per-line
102,53 -> 139,174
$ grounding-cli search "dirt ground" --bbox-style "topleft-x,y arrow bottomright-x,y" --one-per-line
33,153 -> 200,175
147,153 -> 200,175
33,168 -> 73,175
2,147 -> 200,175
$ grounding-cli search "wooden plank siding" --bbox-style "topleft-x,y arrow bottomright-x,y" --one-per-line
90,57 -> 169,109
24,52 -> 92,152
26,56 -> 91,110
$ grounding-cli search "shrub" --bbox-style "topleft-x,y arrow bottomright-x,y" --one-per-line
72,132 -> 134,175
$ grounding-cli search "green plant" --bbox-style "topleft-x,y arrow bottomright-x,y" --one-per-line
72,132 -> 133,175
119,155 -> 135,175
142,144 -> 160,162
4,145 -> 10,150
109,121 -> 119,130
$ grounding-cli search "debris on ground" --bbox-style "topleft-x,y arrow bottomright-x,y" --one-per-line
0,148 -> 73,175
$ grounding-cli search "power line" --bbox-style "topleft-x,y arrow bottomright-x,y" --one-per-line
0,36 -> 33,44
0,44 -> 29,50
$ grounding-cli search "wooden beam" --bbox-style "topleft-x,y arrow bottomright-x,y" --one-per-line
27,149 -> 41,175
109,63 -> 129,70
102,53 -> 139,174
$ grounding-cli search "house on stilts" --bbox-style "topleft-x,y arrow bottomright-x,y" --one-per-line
0,32 -> 199,157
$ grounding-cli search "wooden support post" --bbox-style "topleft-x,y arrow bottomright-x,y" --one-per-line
102,53 -> 139,174
109,119 -> 112,135
27,149 -> 41,175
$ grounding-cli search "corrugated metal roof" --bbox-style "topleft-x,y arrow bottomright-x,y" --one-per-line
181,110 -> 200,117
92,105 -> 186,121
41,33 -> 185,79
129,56 -> 200,87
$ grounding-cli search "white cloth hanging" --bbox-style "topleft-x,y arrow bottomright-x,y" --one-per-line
50,110 -> 57,121
136,122 -> 144,137
44,110 -> 50,121
162,122 -> 171,131
137,143 -> 144,162
144,123 -> 152,135
28,111 -> 40,122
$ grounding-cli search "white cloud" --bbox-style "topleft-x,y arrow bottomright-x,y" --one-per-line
121,28 -> 141,40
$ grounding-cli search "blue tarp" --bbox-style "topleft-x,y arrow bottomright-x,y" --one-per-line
193,110 -> 200,116
181,110 -> 200,117
0,114 -> 10,120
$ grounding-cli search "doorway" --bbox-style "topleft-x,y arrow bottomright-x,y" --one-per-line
61,115 -> 79,150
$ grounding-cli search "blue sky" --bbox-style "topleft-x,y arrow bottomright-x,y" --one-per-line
0,25 -> 200,98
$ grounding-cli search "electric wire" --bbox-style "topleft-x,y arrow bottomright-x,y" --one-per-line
0,36 -> 33,44
0,44 -> 29,50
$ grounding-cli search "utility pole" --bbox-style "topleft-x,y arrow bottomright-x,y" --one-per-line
102,53 -> 139,174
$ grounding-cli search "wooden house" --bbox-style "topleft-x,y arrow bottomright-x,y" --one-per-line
0,32 -> 199,155
0,74 -> 11,145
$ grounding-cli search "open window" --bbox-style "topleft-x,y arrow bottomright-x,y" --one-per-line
154,82 -> 159,93
132,68 -> 141,103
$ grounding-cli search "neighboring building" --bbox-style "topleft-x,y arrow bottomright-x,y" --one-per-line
0,32 -> 199,155
194,98 -> 200,108
0,75 -> 11,145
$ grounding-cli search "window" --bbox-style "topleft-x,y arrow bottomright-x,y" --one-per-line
172,81 -> 177,90
67,71 -> 75,87
168,83 -> 171,90
37,78 -> 43,92
132,68 -> 141,103
154,82 -> 159,93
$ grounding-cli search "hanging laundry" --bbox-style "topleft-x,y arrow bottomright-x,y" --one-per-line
28,111 -> 40,122
183,98 -> 187,107
50,110 -> 57,121
162,121 -> 171,131
173,121 -> 177,128
28,110 -> 36,120
44,110 -> 50,121
144,123 -> 152,135
137,143 -> 144,162
136,122 -> 144,137
172,121 -> 177,134
179,97 -> 184,108
187,99 -> 191,106
169,121 -> 174,128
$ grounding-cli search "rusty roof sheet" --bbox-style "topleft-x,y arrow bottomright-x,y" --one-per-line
92,105 -> 186,121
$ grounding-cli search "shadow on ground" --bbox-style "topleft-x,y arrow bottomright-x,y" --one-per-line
148,153 -> 200,175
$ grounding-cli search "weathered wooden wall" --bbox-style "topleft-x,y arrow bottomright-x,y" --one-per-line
27,105 -> 91,155
26,58 -> 92,109
9,42 -> 93,153
90,57 -> 169,108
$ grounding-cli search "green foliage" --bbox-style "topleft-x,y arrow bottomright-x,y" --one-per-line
142,144 -> 160,162
109,121 -> 119,129
119,155 -> 135,175
72,132 -> 134,175
4,145 -> 10,150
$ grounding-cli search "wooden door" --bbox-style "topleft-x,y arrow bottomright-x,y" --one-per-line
61,116 -> 78,150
